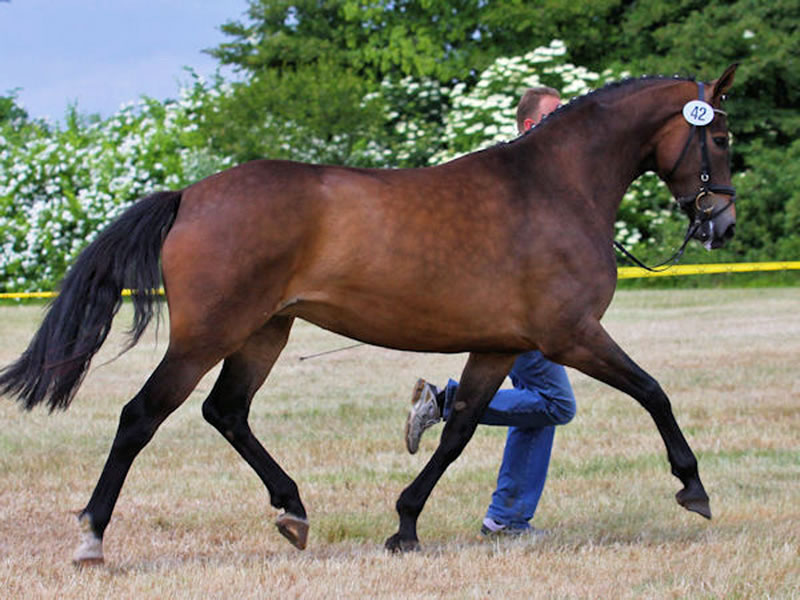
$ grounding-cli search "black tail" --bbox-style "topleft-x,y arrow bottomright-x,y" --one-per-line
0,190 -> 182,411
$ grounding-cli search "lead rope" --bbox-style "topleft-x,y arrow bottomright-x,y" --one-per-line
613,219 -> 700,273
298,342 -> 365,361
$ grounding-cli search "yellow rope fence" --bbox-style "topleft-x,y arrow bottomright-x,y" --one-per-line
616,261 -> 800,279
1,262 -> 799,299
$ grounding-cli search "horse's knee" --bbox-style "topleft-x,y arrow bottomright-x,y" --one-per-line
639,377 -> 672,415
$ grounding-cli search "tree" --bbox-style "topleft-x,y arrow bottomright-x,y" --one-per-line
197,61 -> 386,165
206,1 -> 798,172
202,0 -> 566,166
0,91 -> 28,125
725,139 -> 800,261
517,1 -> 799,163
209,0 -> 550,83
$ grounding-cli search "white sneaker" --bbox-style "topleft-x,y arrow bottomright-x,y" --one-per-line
404,378 -> 442,454
480,517 -> 549,539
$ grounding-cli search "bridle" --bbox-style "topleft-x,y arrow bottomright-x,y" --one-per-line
667,81 -> 736,224
614,81 -> 736,272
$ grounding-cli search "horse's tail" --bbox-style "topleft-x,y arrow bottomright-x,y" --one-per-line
0,190 -> 182,411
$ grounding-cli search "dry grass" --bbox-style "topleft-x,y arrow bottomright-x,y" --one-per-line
0,288 -> 798,599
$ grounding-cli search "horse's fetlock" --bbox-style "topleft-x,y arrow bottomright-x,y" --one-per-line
395,493 -> 422,520
672,458 -> 699,483
273,481 -> 304,517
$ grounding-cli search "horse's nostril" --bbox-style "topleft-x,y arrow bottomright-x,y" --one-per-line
710,223 -> 735,249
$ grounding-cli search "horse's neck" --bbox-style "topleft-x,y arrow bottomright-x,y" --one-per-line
606,80 -> 687,156
534,80 -> 687,211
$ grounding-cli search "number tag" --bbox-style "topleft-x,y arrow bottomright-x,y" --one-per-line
683,100 -> 715,126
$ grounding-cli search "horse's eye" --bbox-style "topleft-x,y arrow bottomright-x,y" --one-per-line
713,136 -> 729,149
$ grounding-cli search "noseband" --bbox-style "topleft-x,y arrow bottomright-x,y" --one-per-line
666,81 -> 736,225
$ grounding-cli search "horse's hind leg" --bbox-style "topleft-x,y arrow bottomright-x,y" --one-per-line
73,350 -> 214,565
200,316 -> 309,550
386,352 -> 517,552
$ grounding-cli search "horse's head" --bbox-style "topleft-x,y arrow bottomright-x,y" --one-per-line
655,64 -> 738,249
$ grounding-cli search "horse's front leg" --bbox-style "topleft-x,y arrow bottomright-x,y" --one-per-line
385,352 -> 517,553
557,318 -> 711,519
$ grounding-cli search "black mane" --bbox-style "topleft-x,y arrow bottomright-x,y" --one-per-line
544,74 -> 696,123
505,74 -> 697,146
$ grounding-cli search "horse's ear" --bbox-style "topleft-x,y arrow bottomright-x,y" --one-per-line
712,63 -> 738,102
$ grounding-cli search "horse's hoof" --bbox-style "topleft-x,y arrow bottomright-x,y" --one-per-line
72,534 -> 104,564
276,512 -> 309,550
73,513 -> 104,565
676,487 -> 712,519
384,533 -> 420,554
72,556 -> 105,568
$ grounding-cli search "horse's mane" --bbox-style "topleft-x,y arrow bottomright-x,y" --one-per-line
544,74 -> 696,124
504,74 -> 697,146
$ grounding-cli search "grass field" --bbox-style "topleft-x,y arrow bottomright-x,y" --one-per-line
0,288 -> 798,598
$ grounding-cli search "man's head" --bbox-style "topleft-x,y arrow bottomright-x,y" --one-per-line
516,86 -> 561,133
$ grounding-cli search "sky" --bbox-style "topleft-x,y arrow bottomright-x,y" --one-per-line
0,0 -> 250,122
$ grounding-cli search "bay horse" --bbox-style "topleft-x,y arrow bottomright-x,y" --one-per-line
1,65 -> 738,562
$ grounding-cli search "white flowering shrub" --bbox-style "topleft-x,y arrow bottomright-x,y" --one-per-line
0,79 -> 231,292
369,76 -> 449,167
429,40 -> 619,163
616,174 -> 680,249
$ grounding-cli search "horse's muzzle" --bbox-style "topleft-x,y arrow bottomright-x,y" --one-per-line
694,200 -> 736,249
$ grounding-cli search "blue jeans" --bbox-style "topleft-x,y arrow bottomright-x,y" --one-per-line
442,351 -> 576,529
